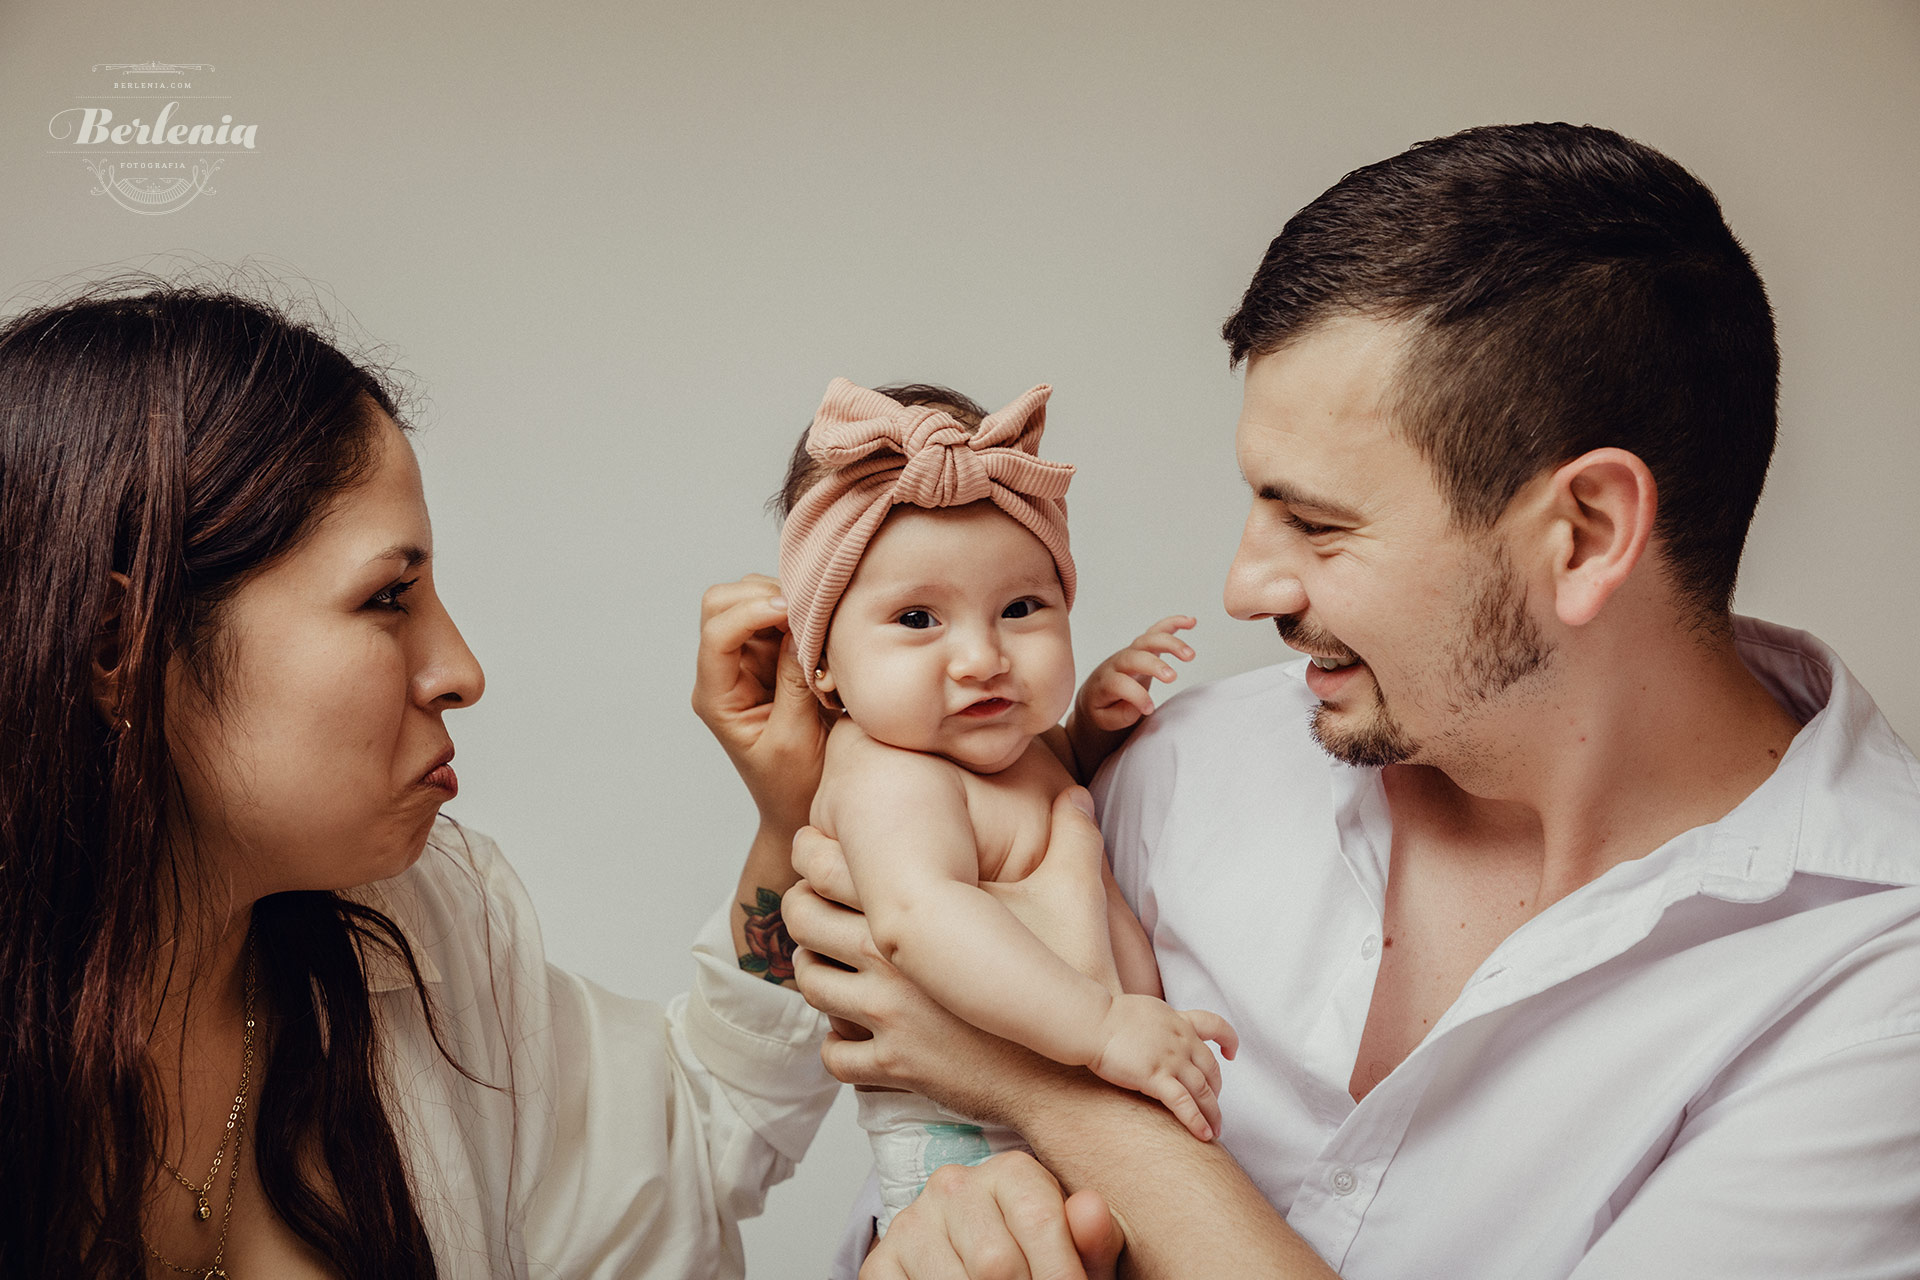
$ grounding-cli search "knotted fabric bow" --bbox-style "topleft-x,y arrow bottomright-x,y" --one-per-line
780,378 -> 1076,702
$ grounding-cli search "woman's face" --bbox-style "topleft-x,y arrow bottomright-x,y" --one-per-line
167,412 -> 485,898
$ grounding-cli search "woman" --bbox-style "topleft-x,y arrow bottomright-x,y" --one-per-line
0,282 -> 835,1278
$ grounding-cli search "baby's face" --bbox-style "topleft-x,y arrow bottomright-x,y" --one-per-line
819,502 -> 1075,774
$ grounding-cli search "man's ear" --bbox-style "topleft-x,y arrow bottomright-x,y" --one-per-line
90,571 -> 132,725
1539,448 -> 1657,629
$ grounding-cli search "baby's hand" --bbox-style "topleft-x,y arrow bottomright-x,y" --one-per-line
1087,992 -> 1238,1142
1076,615 -> 1197,733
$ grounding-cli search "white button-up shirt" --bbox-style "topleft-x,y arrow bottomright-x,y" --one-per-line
1095,618 -> 1920,1278
353,823 -> 838,1279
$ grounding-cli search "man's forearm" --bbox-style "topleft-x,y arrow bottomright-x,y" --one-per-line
1017,1077 -> 1340,1279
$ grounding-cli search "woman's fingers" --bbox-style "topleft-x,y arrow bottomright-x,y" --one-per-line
694,597 -> 787,690
692,577 -> 790,717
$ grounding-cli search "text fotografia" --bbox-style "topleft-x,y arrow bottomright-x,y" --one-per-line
51,103 -> 257,150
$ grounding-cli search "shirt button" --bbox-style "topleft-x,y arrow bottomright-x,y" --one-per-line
1360,935 -> 1380,960
1330,1167 -> 1358,1196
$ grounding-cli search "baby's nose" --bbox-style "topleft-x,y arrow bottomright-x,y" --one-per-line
947,628 -> 1010,680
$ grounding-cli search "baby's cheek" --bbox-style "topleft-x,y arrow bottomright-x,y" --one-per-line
1042,647 -> 1078,718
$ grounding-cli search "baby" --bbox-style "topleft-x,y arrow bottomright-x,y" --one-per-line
777,378 -> 1237,1235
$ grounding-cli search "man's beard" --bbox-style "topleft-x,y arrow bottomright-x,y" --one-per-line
1290,547 -> 1552,769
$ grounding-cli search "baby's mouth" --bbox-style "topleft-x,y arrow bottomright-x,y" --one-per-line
957,697 -> 1014,718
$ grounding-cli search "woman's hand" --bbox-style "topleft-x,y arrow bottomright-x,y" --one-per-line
692,573 -> 830,838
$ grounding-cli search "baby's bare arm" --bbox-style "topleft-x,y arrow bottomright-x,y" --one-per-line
822,729 -> 1123,1069
821,729 -> 1233,1139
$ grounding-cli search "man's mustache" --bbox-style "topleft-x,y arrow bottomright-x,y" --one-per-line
1274,615 -> 1361,665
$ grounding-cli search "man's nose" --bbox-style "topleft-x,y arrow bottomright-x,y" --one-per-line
1224,516 -> 1309,621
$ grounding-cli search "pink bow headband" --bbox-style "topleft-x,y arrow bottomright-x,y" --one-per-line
779,378 -> 1077,701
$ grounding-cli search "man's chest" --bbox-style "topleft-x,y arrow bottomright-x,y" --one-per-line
1348,795 -> 1545,1100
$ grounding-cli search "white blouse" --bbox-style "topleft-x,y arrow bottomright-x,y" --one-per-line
351,823 -> 838,1279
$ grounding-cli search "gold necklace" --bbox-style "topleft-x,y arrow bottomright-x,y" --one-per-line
147,938 -> 256,1280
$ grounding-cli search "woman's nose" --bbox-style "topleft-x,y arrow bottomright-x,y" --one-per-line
413,594 -> 485,710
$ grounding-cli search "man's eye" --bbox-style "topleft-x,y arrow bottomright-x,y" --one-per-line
1002,598 -> 1043,619
1283,513 -> 1337,537
896,610 -> 935,629
369,578 -> 419,612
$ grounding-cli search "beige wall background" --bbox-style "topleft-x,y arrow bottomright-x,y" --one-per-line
5,1 -> 1915,1271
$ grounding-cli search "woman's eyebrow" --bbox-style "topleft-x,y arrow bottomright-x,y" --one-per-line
365,544 -> 432,568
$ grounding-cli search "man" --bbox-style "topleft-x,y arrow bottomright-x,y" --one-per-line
787,123 -> 1920,1277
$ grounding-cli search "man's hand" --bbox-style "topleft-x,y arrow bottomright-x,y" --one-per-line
691,573 -> 830,837
1088,994 -> 1237,1142
861,1152 -> 1126,1280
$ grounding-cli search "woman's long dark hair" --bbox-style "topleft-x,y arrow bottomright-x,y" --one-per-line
0,282 -> 445,1276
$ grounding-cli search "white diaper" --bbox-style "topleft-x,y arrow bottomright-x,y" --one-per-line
856,1090 -> 1031,1236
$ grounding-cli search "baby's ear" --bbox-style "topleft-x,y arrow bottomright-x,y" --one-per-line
813,664 -> 844,710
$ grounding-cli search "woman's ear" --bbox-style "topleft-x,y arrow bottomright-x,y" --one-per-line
90,572 -> 131,724
1541,449 -> 1658,628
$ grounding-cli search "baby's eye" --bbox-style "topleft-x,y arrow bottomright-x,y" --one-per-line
895,609 -> 936,630
1002,598 -> 1044,619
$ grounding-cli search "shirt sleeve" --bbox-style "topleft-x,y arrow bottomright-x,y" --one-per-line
391,829 -> 838,1280
1570,1023 -> 1920,1279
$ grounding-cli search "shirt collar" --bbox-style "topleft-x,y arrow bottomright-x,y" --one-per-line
1309,616 -> 1920,905
343,858 -> 445,994
1726,616 -> 1920,892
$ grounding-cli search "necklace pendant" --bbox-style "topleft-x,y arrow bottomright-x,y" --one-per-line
202,1268 -> 228,1279
196,1194 -> 212,1221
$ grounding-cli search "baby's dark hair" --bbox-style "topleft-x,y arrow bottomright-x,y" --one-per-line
770,382 -> 990,519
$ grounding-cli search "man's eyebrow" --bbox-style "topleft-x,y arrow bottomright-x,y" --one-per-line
1253,479 -> 1365,524
366,544 -> 432,568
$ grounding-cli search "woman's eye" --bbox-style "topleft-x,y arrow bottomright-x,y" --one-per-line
896,609 -> 935,630
1002,598 -> 1043,619
369,578 -> 419,612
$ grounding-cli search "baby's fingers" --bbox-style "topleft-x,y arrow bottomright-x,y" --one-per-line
1138,616 -> 1198,657
1148,1072 -> 1216,1143
1090,668 -> 1158,717
1105,647 -> 1182,687
1184,1008 -> 1239,1062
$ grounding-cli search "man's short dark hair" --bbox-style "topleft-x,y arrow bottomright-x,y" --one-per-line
1222,122 -> 1778,620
